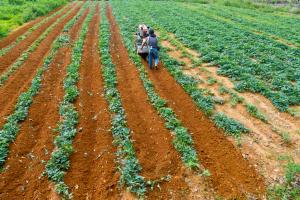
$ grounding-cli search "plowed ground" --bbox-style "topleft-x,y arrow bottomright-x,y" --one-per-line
0,2 -> 267,199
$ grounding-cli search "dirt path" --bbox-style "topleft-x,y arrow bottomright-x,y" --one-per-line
0,5 -> 82,129
107,7 -> 194,200
135,38 -> 266,199
0,3 -> 79,75
0,4 -> 70,50
64,6 -> 119,200
0,6 -> 87,200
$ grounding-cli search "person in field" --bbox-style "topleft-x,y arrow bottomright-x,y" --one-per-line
141,28 -> 159,69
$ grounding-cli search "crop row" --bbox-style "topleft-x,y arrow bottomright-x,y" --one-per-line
112,0 -> 300,112
0,2 -> 77,57
183,3 -> 300,46
0,2 -> 85,170
44,3 -> 95,199
0,3 -> 84,86
98,4 -> 146,197
110,1 -> 250,138
111,9 -> 200,169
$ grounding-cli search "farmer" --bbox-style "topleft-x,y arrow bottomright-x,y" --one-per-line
141,28 -> 159,69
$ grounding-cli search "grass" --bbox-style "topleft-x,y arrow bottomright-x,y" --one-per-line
268,161 -> 300,200
0,0 -> 67,39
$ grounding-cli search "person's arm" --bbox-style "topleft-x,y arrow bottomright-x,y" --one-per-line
141,37 -> 148,49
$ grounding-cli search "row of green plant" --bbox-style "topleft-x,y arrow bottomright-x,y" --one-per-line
0,0 -> 67,39
0,0 -> 90,173
211,6 -> 299,46
44,3 -> 95,199
0,2 -> 77,57
181,3 -> 300,46
98,4 -> 146,198
0,3 -> 85,87
111,1 -> 250,138
113,0 -> 299,112
111,6 -> 200,170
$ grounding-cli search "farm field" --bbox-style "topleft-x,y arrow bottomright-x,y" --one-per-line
0,0 -> 299,200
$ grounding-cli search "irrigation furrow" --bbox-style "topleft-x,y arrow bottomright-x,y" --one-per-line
45,4 -> 96,199
106,5 -> 194,199
0,4 -> 84,130
0,2 -> 79,75
109,4 -> 266,199
64,5 -> 119,199
0,4 -> 69,49
0,2 -> 77,57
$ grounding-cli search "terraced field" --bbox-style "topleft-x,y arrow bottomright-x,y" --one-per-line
0,1 -> 299,200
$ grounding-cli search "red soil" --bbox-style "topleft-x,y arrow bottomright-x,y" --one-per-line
0,2 -> 80,74
141,44 -> 266,199
64,5 -> 119,199
0,3 -> 72,49
0,5 -> 82,129
107,6 -> 192,199
0,5 -> 88,199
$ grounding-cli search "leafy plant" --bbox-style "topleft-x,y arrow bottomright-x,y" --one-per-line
98,3 -> 146,197
44,2 -> 95,199
213,112 -> 250,137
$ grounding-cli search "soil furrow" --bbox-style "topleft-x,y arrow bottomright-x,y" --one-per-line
0,6 -> 88,200
0,3 -> 78,74
0,5 -> 82,129
64,6 -> 119,200
0,4 -> 70,50
139,48 -> 266,198
107,7 -> 191,199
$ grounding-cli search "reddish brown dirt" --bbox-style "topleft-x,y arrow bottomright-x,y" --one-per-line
139,57 -> 266,198
0,6 -> 88,200
0,5 -> 83,129
0,3 -> 71,50
0,3 -> 80,74
64,6 -> 119,200
107,6 -> 191,200
163,35 -> 300,186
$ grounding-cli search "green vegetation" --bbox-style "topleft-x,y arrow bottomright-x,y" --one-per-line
0,2 -> 72,57
111,0 -> 251,139
268,161 -> 300,200
246,103 -> 268,123
98,4 -> 146,197
43,3 -> 94,199
0,23 -> 73,171
0,0 -> 67,39
0,3 -> 86,86
213,112 -> 250,137
114,7 -> 200,170
112,0 -> 299,112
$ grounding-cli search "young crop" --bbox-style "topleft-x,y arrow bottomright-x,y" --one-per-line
112,7 -> 200,170
246,103 -> 268,123
0,25 -> 72,171
213,112 -> 250,137
0,3 -> 87,86
113,0 -> 300,112
98,4 -> 146,197
111,1 -> 250,138
45,3 -> 95,199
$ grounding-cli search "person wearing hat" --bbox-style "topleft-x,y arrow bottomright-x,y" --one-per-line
141,28 -> 159,69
